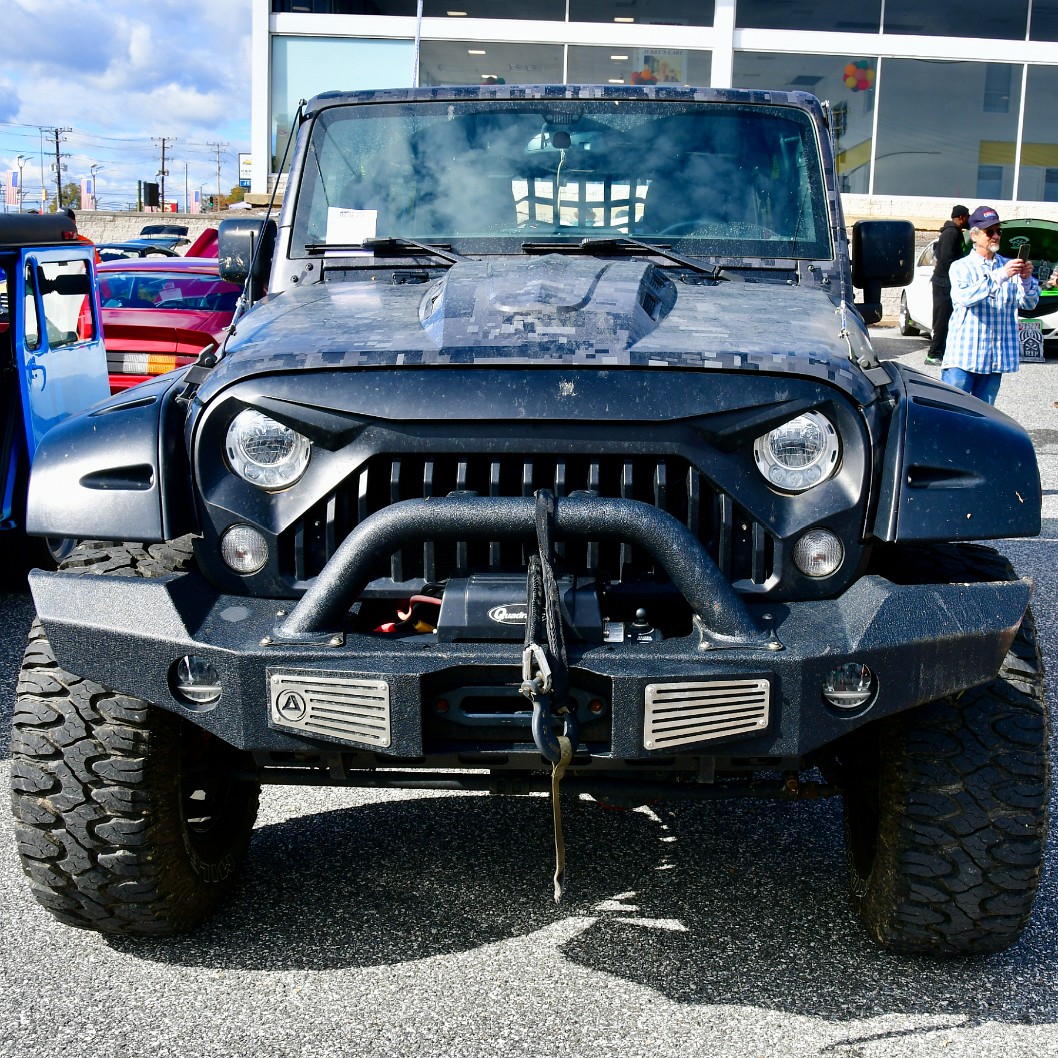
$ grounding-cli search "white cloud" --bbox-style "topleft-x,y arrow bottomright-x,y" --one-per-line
1,0 -> 252,209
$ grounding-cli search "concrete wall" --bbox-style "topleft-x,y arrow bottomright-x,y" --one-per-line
74,211 -> 226,245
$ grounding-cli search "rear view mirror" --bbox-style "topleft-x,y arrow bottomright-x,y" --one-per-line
218,218 -> 276,302
852,219 -> 915,325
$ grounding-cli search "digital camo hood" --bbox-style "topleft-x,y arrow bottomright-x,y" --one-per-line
202,254 -> 872,404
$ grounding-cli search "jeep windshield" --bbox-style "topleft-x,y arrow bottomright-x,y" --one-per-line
289,98 -> 833,262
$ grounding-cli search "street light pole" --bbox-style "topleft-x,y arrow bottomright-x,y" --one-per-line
16,155 -> 25,212
89,164 -> 104,210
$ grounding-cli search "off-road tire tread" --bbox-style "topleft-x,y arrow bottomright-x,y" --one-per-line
846,544 -> 1049,955
10,538 -> 260,935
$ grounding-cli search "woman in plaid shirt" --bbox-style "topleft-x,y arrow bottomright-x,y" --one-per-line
942,205 -> 1039,405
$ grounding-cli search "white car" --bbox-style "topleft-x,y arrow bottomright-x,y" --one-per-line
899,219 -> 1058,354
898,237 -> 943,337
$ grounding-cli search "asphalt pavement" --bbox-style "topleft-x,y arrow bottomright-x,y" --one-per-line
1,330 -> 1057,1058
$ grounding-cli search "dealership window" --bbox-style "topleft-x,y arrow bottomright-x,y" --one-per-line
270,36 -> 415,169
418,42 -> 564,85
732,52 -> 875,193
1029,0 -> 1058,39
1017,65 -> 1058,201
736,0 -> 879,32
566,45 -> 709,86
273,0 -> 416,10
983,64 -> 1011,114
883,0 -> 1028,38
421,0 -> 565,20
977,164 -> 1003,200
873,59 -> 1021,198
567,0 -> 712,26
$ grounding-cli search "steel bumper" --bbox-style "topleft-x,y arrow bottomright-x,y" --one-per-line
30,560 -> 1030,762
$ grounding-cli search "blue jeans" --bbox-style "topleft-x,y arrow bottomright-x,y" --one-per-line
941,367 -> 1003,405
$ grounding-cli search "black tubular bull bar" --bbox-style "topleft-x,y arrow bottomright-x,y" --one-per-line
275,493 -> 774,648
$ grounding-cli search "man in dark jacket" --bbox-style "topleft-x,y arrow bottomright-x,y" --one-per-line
925,204 -> 970,364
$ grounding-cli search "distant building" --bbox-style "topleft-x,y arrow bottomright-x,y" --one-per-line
251,0 -> 1058,212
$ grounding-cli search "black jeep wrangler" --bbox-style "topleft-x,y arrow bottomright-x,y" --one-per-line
12,86 -> 1047,954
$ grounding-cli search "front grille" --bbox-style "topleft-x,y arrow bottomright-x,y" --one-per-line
286,453 -> 773,588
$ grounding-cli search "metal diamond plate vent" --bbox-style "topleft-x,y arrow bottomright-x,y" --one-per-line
644,679 -> 770,750
269,671 -> 391,748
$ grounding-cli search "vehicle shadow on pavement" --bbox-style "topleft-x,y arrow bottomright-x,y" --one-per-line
106,785 -> 1058,1027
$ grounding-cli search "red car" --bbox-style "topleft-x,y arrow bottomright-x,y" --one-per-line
97,257 -> 241,392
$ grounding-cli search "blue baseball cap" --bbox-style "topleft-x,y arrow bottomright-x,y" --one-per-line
968,205 -> 1000,230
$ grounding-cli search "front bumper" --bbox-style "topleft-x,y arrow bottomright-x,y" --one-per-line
30,560 -> 1029,764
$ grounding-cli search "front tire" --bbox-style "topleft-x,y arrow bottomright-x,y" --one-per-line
841,549 -> 1048,954
898,292 -> 920,336
10,540 -> 261,936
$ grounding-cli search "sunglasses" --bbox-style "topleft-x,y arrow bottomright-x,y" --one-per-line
983,225 -> 1002,236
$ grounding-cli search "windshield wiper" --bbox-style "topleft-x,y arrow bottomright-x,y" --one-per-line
522,236 -> 723,278
304,237 -> 466,265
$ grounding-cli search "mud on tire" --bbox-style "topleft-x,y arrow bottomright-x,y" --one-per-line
841,545 -> 1049,955
10,539 -> 260,936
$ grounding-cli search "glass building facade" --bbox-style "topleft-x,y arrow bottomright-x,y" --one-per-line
256,0 -> 1058,206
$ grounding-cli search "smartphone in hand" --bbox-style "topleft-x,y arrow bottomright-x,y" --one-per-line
1016,242 -> 1031,276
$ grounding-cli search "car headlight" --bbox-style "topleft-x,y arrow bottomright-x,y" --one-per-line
225,409 -> 311,490
753,411 -> 840,492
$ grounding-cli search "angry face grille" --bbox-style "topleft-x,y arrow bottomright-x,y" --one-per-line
284,453 -> 774,589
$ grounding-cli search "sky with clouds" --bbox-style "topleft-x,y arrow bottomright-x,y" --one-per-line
0,0 -> 252,211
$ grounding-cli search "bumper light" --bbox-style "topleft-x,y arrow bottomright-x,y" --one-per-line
792,528 -> 843,577
822,662 -> 875,710
220,524 -> 269,574
171,655 -> 222,709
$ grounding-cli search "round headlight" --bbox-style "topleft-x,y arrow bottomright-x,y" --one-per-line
225,409 -> 311,490
753,411 -> 840,492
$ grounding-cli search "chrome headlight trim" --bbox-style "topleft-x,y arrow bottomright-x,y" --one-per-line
224,409 -> 311,490
753,410 -> 840,493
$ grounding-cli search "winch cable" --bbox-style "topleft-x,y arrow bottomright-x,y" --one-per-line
519,489 -> 578,901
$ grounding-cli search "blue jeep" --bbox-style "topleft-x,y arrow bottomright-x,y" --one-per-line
0,213 -> 110,580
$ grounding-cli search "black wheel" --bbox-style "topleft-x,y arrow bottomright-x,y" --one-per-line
10,539 -> 261,936
898,292 -> 919,336
840,546 -> 1048,955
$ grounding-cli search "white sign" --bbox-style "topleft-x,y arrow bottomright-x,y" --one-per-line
1018,317 -> 1044,362
325,207 -> 377,246
239,152 -> 252,189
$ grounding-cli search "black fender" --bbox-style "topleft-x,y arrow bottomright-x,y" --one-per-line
26,372 -> 197,542
870,363 -> 1040,542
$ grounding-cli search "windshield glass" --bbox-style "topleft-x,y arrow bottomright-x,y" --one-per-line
98,270 -> 240,312
290,99 -> 833,261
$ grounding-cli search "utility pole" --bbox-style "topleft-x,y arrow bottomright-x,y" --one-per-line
41,126 -> 71,209
208,141 -> 228,207
154,137 -> 174,211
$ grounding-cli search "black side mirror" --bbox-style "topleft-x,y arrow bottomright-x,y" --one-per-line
852,219 -> 915,325
218,218 -> 276,302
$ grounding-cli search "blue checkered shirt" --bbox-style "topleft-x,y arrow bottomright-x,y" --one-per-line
943,252 -> 1040,373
